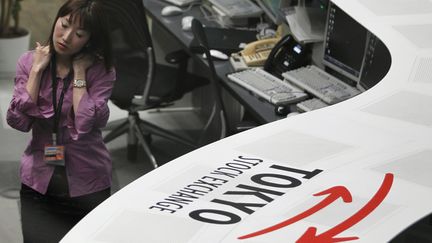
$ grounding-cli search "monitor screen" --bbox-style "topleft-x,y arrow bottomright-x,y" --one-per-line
322,1 -> 368,82
304,0 -> 329,9
358,33 -> 391,91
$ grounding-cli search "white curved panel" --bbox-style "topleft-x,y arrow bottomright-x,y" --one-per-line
61,0 -> 432,242
373,150 -> 432,188
361,91 -> 432,126
359,0 -> 432,16
395,24 -> 432,49
411,57 -> 432,83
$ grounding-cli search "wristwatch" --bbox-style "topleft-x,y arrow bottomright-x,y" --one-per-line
73,79 -> 86,88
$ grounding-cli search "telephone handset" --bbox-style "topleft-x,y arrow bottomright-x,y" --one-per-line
264,34 -> 310,78
239,37 -> 281,66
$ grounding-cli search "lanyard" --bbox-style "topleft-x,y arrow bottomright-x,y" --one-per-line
50,54 -> 71,145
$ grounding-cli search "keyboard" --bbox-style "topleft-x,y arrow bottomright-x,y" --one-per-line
163,0 -> 198,7
282,65 -> 361,105
208,0 -> 263,18
296,98 -> 328,112
227,68 -> 308,105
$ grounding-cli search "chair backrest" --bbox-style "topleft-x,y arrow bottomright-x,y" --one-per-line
191,19 -> 229,145
104,0 -> 156,109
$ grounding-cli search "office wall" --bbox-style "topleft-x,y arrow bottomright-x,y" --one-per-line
21,0 -> 65,48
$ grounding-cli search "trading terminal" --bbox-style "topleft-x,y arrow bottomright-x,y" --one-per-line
158,0 -> 392,118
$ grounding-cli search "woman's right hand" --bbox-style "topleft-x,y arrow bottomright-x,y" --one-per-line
32,42 -> 51,72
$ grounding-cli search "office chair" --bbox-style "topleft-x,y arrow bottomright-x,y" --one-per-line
190,19 -> 229,144
103,0 -> 207,168
190,19 -> 257,142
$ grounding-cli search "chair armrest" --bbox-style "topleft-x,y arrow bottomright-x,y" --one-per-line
132,95 -> 162,106
165,50 -> 190,64
235,120 -> 258,133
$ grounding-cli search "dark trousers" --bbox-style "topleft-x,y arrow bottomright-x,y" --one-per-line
20,167 -> 110,243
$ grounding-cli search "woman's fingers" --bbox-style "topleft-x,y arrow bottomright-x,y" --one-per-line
35,42 -> 50,52
35,42 -> 42,50
42,45 -> 50,52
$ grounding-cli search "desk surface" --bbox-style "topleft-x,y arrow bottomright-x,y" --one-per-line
62,0 -> 432,242
143,0 -> 282,124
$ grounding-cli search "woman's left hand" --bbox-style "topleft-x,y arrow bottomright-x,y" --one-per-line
72,53 -> 95,74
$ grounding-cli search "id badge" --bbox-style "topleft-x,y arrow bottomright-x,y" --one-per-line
44,145 -> 65,166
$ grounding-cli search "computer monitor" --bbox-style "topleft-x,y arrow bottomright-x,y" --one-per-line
256,0 -> 284,25
322,1 -> 368,83
304,0 -> 329,9
322,1 -> 391,89
358,33 -> 392,91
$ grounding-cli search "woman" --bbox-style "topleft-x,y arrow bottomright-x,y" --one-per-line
6,0 -> 115,242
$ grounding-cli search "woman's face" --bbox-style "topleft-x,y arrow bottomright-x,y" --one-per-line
53,14 -> 91,58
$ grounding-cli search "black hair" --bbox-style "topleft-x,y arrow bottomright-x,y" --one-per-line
48,0 -> 113,71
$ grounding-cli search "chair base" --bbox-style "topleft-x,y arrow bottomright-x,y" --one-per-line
104,111 -> 196,169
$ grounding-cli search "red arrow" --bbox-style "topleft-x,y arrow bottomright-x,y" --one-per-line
296,173 -> 394,243
238,186 -> 353,240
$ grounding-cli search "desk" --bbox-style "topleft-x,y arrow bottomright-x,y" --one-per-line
143,0 -> 282,124
62,0 -> 432,242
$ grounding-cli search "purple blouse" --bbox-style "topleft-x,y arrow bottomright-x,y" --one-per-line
7,51 -> 116,197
